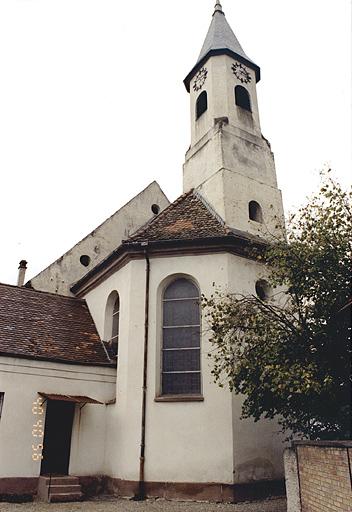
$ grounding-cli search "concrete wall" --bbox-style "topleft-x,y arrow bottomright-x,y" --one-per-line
84,251 -> 286,487
285,441 -> 352,512
0,356 -> 116,479
29,181 -> 169,296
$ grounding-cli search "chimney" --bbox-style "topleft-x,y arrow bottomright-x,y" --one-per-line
17,260 -> 28,287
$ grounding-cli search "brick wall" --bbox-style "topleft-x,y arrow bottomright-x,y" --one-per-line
290,441 -> 352,512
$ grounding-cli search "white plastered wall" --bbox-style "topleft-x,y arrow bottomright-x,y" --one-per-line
227,253 -> 286,483
0,357 -> 116,478
145,253 -> 233,484
84,251 -> 286,485
199,169 -> 285,238
84,254 -> 234,484
184,53 -> 285,241
29,182 -> 169,296
189,55 -> 261,147
83,261 -> 146,481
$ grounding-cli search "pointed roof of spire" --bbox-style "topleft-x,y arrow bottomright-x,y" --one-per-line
184,2 -> 260,91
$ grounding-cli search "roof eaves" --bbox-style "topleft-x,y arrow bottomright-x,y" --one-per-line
71,226 -> 268,296
0,350 -> 116,368
70,243 -> 129,295
184,49 -> 260,92
0,281 -> 86,303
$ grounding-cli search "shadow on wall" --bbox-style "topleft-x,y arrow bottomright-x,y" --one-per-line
234,457 -> 275,483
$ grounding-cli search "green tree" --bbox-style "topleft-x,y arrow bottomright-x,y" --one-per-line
203,171 -> 351,440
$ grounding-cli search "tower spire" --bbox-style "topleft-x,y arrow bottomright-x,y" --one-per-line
213,2 -> 224,15
184,1 -> 260,91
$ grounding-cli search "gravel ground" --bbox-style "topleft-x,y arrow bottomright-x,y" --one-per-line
0,497 -> 287,512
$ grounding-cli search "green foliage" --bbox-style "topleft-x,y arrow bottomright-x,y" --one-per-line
203,171 -> 351,440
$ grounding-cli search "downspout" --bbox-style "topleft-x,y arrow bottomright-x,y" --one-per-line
134,243 -> 150,500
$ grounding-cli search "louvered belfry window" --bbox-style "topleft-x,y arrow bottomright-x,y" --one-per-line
162,278 -> 201,395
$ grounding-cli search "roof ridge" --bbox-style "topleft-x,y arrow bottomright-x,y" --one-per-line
0,281 -> 85,303
193,190 -> 228,230
126,189 -> 194,242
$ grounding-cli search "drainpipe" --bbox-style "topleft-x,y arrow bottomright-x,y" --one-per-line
17,260 -> 27,286
134,243 -> 150,500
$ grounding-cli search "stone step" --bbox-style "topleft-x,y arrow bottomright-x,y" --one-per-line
49,492 -> 83,503
41,476 -> 79,486
48,484 -> 81,494
37,476 -> 83,503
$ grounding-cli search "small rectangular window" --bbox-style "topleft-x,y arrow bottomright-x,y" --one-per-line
0,393 -> 4,419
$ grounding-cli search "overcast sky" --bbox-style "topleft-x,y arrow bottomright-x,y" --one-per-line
0,0 -> 351,286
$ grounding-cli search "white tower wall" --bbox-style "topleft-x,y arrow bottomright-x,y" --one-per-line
184,52 -> 285,239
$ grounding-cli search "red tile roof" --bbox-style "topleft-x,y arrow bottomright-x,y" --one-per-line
0,283 -> 112,366
127,190 -> 230,242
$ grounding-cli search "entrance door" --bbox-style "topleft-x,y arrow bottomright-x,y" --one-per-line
41,400 -> 75,476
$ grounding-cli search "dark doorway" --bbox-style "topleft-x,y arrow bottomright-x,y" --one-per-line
41,400 -> 75,475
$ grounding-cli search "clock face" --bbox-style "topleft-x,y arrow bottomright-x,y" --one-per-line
193,67 -> 208,92
232,62 -> 251,84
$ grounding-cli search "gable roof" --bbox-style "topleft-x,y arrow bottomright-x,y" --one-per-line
184,2 -> 260,91
28,181 -> 169,297
0,283 -> 112,366
127,189 -> 229,242
71,190 -> 267,296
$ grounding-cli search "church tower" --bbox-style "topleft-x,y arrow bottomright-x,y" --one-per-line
183,2 -> 285,239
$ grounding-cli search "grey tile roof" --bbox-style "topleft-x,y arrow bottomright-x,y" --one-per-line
184,2 -> 260,90
197,3 -> 255,68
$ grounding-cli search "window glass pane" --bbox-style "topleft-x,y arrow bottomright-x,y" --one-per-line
110,340 -> 118,358
164,279 -> 199,300
163,349 -> 200,372
113,297 -> 120,314
163,299 -> 199,326
162,373 -> 201,395
0,393 -> 4,419
112,312 -> 119,339
163,326 -> 200,349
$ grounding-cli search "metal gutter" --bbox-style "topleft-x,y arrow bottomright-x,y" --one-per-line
71,234 -> 267,297
134,244 -> 150,500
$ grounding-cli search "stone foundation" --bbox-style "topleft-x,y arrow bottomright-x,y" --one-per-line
0,476 -> 285,503
0,478 -> 38,502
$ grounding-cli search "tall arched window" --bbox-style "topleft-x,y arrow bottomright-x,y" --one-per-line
196,91 -> 208,119
235,85 -> 251,112
249,200 -> 263,223
105,291 -> 120,359
162,278 -> 201,395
